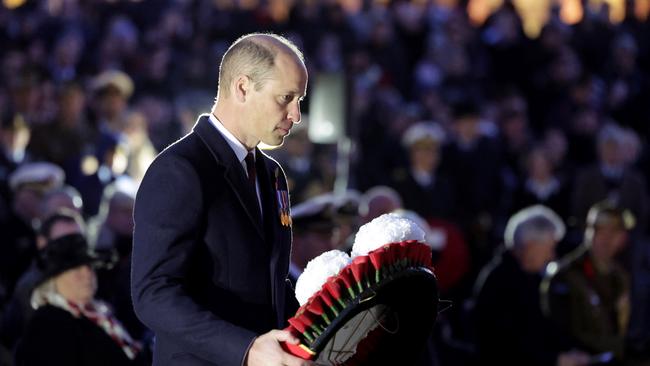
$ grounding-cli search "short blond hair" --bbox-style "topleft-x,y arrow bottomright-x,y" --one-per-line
217,33 -> 304,99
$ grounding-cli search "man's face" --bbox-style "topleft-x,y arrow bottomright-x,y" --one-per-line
98,87 -> 127,121
243,53 -> 308,148
591,223 -> 627,261
108,198 -> 135,236
59,88 -> 85,123
516,232 -> 557,274
410,142 -> 440,173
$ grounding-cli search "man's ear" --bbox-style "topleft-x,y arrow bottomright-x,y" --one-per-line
233,75 -> 250,103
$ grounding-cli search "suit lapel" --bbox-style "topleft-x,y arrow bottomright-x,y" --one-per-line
193,115 -> 264,239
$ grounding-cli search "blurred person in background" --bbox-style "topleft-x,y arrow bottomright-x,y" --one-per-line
0,110 -> 19,225
90,70 -> 133,137
39,184 -> 84,220
511,144 -> 571,221
391,121 -> 456,222
1,208 -> 85,351
132,93 -> 181,153
15,233 -> 147,366
267,120 -> 324,204
358,185 -> 403,224
89,177 -> 136,253
565,106 -> 602,167
542,128 -> 573,183
472,204 -> 589,366
121,111 -> 156,183
26,81 -> 89,172
288,194 -> 341,283
89,177 -> 146,340
605,33 -> 649,138
48,28 -> 85,84
571,123 -> 648,233
1,162 -> 64,305
442,98 -> 503,270
497,93 -> 532,181
542,201 -> 635,363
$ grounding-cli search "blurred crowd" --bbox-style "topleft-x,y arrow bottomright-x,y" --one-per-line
1,0 -> 650,365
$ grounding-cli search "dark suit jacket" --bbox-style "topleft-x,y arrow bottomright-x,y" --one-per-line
131,115 -> 298,366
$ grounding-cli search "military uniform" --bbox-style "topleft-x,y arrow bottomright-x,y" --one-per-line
542,245 -> 630,359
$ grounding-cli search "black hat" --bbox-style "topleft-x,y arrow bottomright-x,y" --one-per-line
36,234 -> 101,283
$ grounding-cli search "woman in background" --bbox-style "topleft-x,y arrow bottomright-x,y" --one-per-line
15,233 -> 147,366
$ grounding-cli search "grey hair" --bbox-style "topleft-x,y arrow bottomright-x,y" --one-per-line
504,205 -> 565,250
30,279 -> 57,310
217,33 -> 304,99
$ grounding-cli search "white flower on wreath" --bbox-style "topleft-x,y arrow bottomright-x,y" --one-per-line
295,250 -> 352,306
351,213 -> 425,258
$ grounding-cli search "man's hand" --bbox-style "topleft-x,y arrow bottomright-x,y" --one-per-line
246,329 -> 313,366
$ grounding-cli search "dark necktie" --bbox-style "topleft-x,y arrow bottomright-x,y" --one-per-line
245,152 -> 256,186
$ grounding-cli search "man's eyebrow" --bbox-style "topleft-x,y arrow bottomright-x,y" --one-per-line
283,90 -> 302,95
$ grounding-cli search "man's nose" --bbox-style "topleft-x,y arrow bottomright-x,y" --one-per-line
288,102 -> 301,124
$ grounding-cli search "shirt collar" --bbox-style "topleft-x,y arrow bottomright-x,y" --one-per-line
208,113 -> 255,163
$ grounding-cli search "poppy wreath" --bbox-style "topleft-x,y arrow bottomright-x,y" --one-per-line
282,240 -> 438,364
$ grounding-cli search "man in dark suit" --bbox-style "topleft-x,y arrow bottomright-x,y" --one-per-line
131,33 -> 311,366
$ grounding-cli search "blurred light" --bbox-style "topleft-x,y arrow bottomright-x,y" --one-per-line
72,196 -> 83,210
560,0 -> 584,24
98,165 -> 112,183
592,0 -> 625,23
513,0 -> 551,38
214,0 -> 234,10
114,175 -> 138,199
339,0 -> 363,14
111,148 -> 129,176
3,0 -> 26,9
309,73 -> 345,144
434,0 -> 457,6
239,0 -> 259,10
270,0 -> 294,22
467,0 -> 502,26
638,0 -> 650,20
312,120 -> 335,139
46,0 -> 63,14
82,155 -> 99,176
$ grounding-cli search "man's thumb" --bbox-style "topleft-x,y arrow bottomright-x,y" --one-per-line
272,329 -> 300,344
